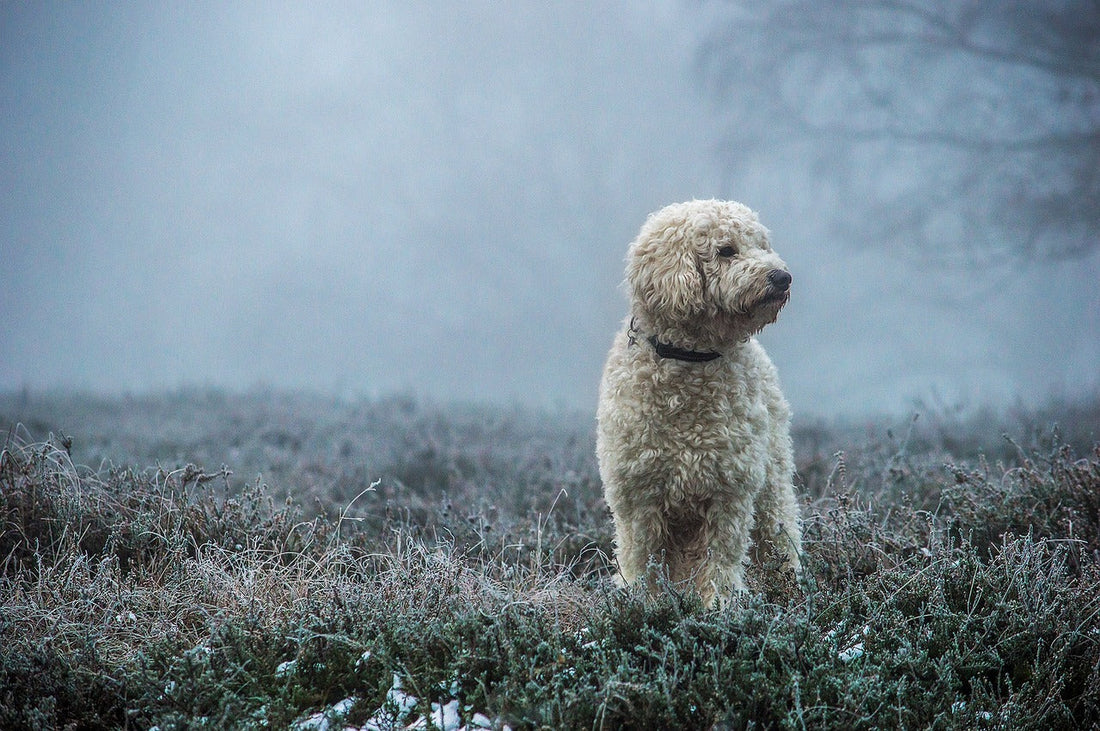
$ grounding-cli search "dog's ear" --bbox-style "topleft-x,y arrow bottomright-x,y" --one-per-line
626,229 -> 704,324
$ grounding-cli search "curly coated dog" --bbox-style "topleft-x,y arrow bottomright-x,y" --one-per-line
597,199 -> 802,606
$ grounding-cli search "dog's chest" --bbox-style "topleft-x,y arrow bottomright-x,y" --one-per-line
635,366 -> 772,500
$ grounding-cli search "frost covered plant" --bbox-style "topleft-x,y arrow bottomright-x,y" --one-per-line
2,392 -> 1100,728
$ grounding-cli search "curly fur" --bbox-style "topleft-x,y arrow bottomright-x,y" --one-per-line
596,199 -> 802,606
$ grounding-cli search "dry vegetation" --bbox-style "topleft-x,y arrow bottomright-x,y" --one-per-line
1,389 -> 1099,729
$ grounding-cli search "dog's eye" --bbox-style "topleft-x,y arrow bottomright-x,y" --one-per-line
717,245 -> 737,258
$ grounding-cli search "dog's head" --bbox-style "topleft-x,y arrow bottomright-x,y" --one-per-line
626,199 -> 791,342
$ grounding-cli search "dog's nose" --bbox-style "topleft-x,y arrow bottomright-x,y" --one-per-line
768,269 -> 792,292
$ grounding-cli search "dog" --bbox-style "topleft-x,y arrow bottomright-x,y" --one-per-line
596,199 -> 802,606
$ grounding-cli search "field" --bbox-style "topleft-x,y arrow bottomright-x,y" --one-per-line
2,389 -> 1099,729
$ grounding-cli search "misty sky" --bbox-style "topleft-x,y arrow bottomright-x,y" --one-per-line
2,2 -> 1098,417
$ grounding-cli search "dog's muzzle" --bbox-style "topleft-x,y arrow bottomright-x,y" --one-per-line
757,269 -> 792,306
768,269 -> 792,291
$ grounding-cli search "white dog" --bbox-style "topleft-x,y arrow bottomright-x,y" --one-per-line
597,199 -> 802,605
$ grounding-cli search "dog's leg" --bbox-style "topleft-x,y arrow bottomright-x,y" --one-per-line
614,509 -> 670,590
753,484 -> 802,572
610,512 -> 638,586
753,428 -> 803,575
696,495 -> 759,606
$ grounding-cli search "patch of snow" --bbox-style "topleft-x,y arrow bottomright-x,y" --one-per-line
331,698 -> 357,716
837,641 -> 864,663
294,672 -> 500,731
292,710 -> 329,731
362,674 -> 418,730
404,694 -> 459,729
430,699 -> 461,730
834,624 -> 869,663
293,697 -> 358,731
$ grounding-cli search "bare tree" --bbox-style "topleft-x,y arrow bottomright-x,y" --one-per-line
701,0 -> 1100,261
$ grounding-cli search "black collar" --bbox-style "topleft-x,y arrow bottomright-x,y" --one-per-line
628,318 -> 722,363
645,335 -> 722,362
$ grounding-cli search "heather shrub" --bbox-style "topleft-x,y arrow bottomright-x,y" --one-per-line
1,390 -> 1098,729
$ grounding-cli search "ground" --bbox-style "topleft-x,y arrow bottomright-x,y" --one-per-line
1,390 -> 1099,729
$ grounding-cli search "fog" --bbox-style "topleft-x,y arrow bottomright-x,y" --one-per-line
2,2 -> 1097,417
